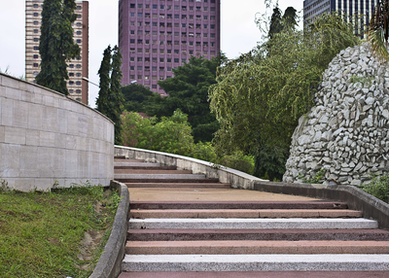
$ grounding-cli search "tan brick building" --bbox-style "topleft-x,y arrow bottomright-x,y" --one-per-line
25,0 -> 89,104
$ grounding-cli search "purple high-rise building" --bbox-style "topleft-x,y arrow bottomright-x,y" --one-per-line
118,0 -> 221,95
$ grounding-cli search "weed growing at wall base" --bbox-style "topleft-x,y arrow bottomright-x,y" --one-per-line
0,185 -> 120,277
360,174 -> 389,204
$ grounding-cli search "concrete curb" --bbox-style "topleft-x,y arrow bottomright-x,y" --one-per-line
89,181 -> 130,278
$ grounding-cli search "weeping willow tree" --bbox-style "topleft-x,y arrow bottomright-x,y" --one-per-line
209,14 -> 359,180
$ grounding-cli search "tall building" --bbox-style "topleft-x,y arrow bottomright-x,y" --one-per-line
118,0 -> 221,95
303,0 -> 377,37
25,0 -> 89,104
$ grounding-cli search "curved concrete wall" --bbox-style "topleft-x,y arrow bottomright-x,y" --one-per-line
0,73 -> 114,191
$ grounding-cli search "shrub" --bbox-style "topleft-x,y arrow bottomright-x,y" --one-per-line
360,174 -> 389,203
218,151 -> 255,175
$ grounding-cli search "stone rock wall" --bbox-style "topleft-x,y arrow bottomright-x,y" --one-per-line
283,43 -> 389,186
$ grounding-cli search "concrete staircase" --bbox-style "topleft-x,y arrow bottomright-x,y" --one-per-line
115,158 -> 389,278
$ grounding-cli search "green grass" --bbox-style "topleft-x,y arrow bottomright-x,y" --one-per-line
0,185 -> 120,278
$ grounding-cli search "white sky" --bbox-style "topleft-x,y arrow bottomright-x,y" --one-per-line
0,0 -> 303,107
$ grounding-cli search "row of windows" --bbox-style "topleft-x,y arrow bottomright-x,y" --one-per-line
131,12 -> 216,19
131,65 -> 174,71
31,62 -> 83,70
131,5 -> 215,13
129,48 -> 216,55
130,29 -> 217,37
130,39 -> 215,46
129,0 -> 216,9
68,80 -> 82,86
69,89 -> 82,94
130,74 -> 172,82
32,2 -> 83,10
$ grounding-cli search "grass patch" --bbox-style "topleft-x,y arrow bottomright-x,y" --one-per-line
0,185 -> 120,278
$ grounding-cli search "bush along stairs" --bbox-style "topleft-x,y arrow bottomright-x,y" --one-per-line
114,157 -> 389,278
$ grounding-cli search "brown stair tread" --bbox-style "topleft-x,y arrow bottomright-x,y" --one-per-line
125,182 -> 231,188
130,201 -> 349,210
130,208 -> 362,218
115,169 -> 191,174
125,240 -> 389,255
128,228 -> 389,241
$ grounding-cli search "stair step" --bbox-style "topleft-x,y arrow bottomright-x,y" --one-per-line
126,182 -> 231,189
121,254 -> 389,271
125,240 -> 388,255
129,218 -> 379,230
128,228 -> 389,241
115,169 -> 192,174
119,271 -> 390,278
115,174 -> 220,183
130,209 -> 362,219
115,163 -> 176,170
130,201 -> 349,210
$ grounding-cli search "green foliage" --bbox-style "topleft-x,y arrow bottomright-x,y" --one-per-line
0,186 -> 119,277
218,151 -> 255,175
191,141 -> 218,163
268,6 -> 283,39
121,110 -> 221,162
367,0 -> 389,61
360,174 -> 389,204
96,45 -> 125,144
209,13 -> 359,180
96,45 -> 112,114
121,110 -> 194,156
155,56 -> 221,142
301,168 -> 326,184
35,0 -> 80,95
122,83 -> 164,113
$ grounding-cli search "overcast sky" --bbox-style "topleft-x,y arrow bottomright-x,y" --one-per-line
0,0 -> 303,106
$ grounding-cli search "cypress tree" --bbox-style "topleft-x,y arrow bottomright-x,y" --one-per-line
35,0 -> 80,95
96,45 -> 124,144
96,46 -> 112,114
109,46 -> 124,144
268,6 -> 283,39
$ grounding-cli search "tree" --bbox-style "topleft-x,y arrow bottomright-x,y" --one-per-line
156,56 -> 223,142
121,83 -> 164,115
121,110 -> 195,156
96,45 -> 125,144
367,0 -> 389,61
96,46 -> 112,113
282,7 -> 298,31
35,0 -> 80,95
209,14 -> 359,180
268,6 -> 283,39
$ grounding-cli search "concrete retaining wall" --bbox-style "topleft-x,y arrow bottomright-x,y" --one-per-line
114,145 -> 263,190
0,73 -> 114,191
254,180 -> 389,229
